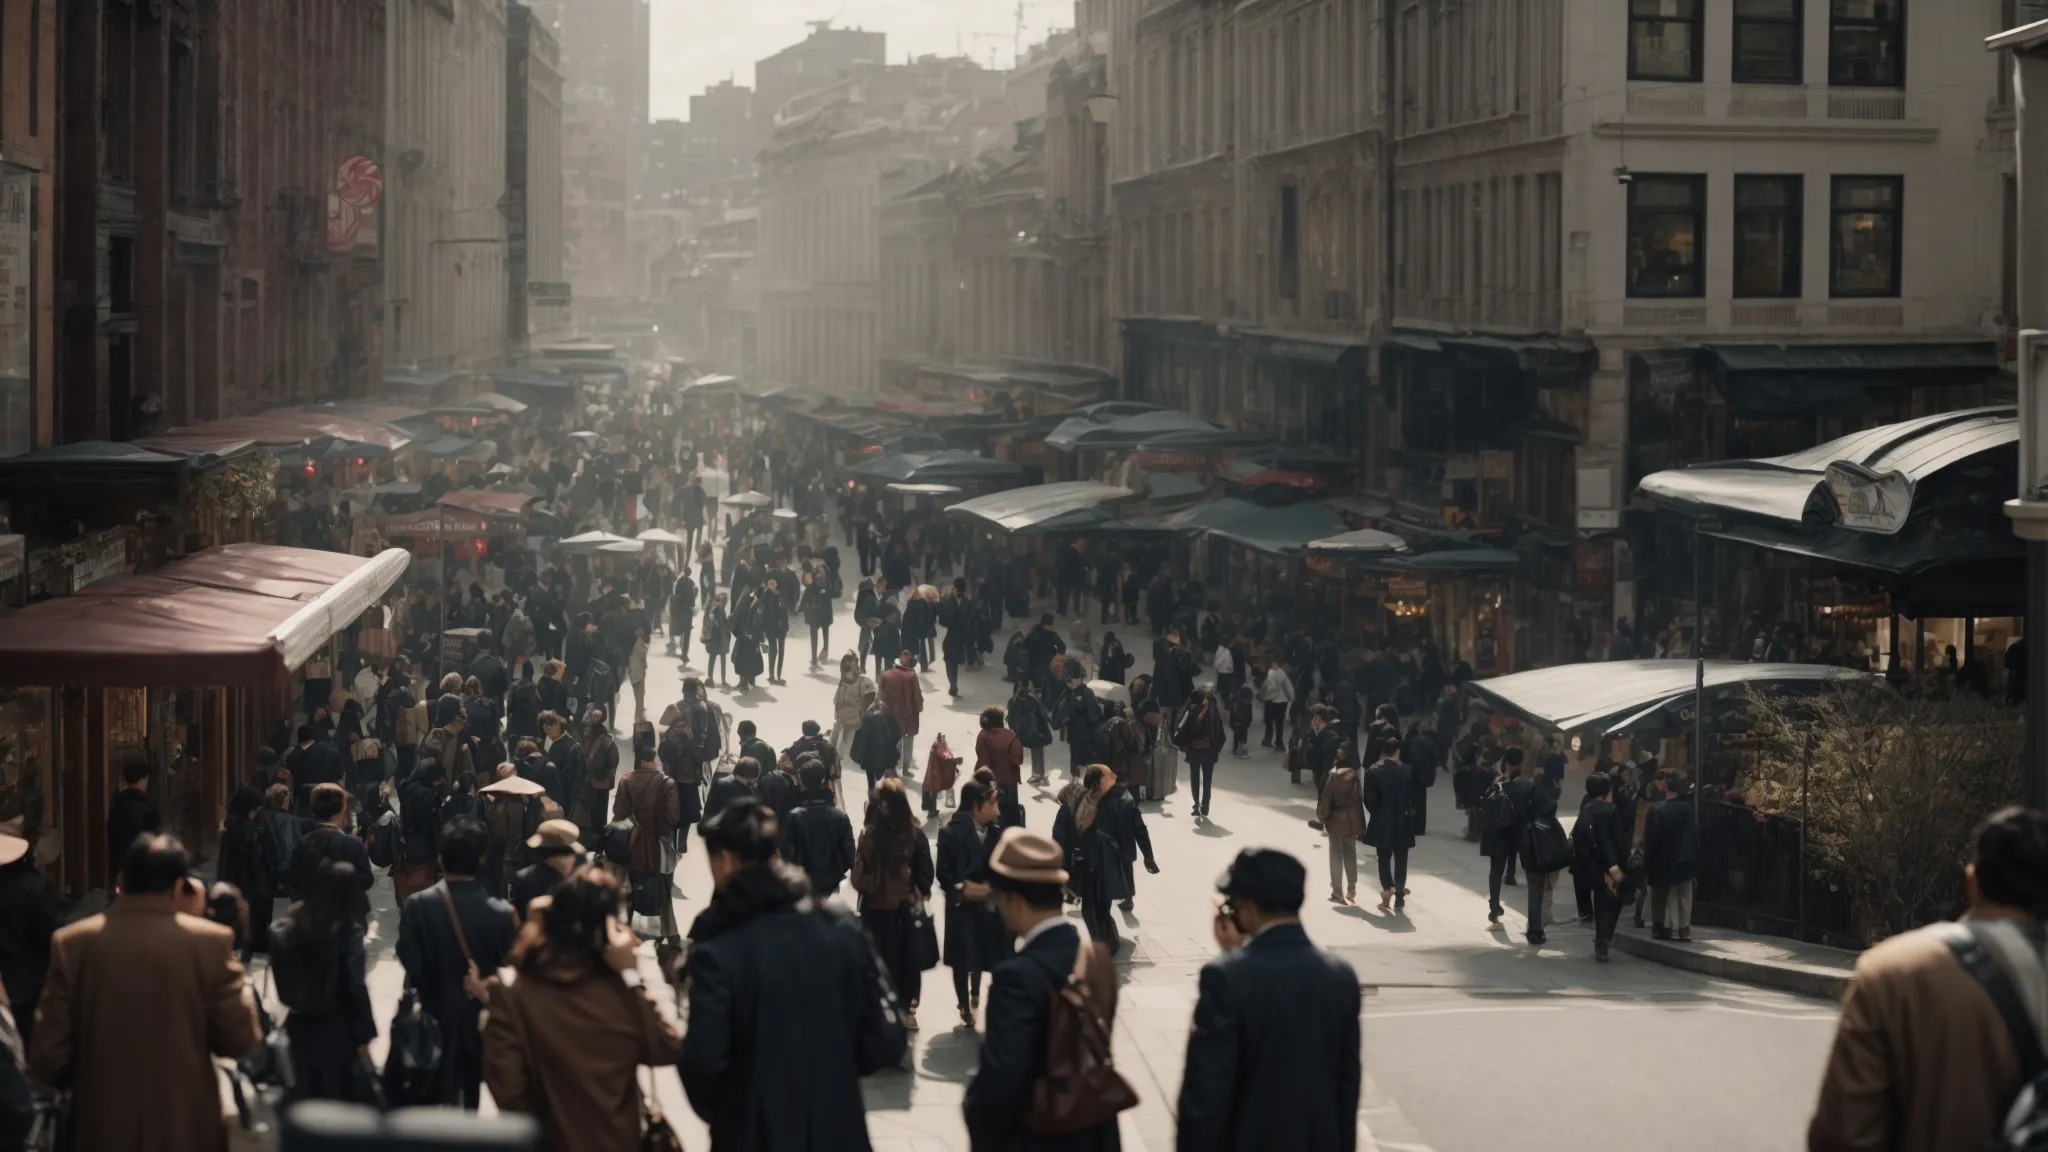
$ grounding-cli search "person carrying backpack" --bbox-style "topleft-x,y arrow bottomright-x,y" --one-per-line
1480,749 -> 1532,926
1809,805 -> 2048,1152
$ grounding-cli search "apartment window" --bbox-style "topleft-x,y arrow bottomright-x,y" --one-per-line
1830,176 -> 1902,297
1830,0 -> 1905,87
109,235 -> 136,314
1626,175 -> 1706,298
1278,184 -> 1300,301
1628,0 -> 1702,82
1734,0 -> 1802,84
1733,176 -> 1802,298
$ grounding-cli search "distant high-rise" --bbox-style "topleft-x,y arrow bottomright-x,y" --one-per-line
753,24 -> 886,140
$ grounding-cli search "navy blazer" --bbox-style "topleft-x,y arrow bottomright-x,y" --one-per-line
963,921 -> 1121,1152
1177,921 -> 1361,1152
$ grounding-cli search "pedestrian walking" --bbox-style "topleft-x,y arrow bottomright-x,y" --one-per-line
1054,665 -> 1104,780
1174,688 -> 1225,820
833,651 -> 878,762
1569,772 -> 1627,962
782,759 -> 857,897
395,817 -> 518,1108
702,592 -> 731,687
579,707 -> 621,835
1178,848 -> 1361,1152
1362,737 -> 1418,913
1054,767 -> 1126,954
268,858 -> 377,1103
613,745 -> 683,954
852,700 -> 903,796
682,798 -> 907,1149
850,778 -> 934,1031
941,581 -> 973,697
1518,758 -> 1566,948
801,570 -> 835,666
700,757 -> 761,835
881,649 -> 924,777
668,569 -> 698,659
289,783 -> 375,927
1008,681 -> 1054,787
760,576 -> 792,684
626,624 -> 650,726
961,827 -> 1127,1151
484,863 -> 683,1152
938,780 -> 1011,1028
28,835 -> 262,1152
1479,748 -> 1532,923
1643,771 -> 1699,941
1314,748 -> 1367,905
509,819 -> 585,920
658,686 -> 713,841
974,705 -> 1025,809
1305,704 -> 1344,796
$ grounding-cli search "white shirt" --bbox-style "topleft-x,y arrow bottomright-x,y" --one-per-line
1214,647 -> 1235,677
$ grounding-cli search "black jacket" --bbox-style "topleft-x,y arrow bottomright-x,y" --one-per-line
1006,693 -> 1053,749
758,769 -> 801,822
395,878 -> 517,1103
1151,638 -> 1193,708
105,787 -> 160,875
962,921 -> 1119,1151
850,706 -> 902,778
1177,922 -> 1361,1152
681,864 -> 906,1150
1642,792 -> 1699,886
701,773 -> 757,832
1095,785 -> 1155,869
0,855 -> 53,1039
509,859 -> 576,920
1572,797 -> 1627,882
1360,758 -> 1418,852
781,792 -> 857,895
289,823 -> 376,923
285,740 -> 347,790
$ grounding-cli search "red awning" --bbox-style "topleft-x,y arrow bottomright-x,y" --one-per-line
0,544 -> 411,687
437,489 -> 535,519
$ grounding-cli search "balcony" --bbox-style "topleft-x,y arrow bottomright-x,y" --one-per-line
1599,85 -> 1931,143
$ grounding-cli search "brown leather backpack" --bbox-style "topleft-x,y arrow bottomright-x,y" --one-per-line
1021,939 -> 1137,1134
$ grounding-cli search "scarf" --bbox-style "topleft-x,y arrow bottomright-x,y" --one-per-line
1074,789 -> 1102,833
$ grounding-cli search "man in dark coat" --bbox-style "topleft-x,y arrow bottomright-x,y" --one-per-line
735,720 -> 779,784
283,724 -> 346,815
963,827 -> 1122,1152
780,760 -> 856,897
395,817 -> 517,1107
1023,614 -> 1067,699
1572,772 -> 1629,961
850,700 -> 903,796
1642,772 -> 1699,942
289,783 -> 376,927
681,799 -> 906,1148
1053,666 -> 1103,778
699,758 -> 761,835
1179,849 -> 1361,1152
785,719 -> 840,783
1304,705 -> 1345,796
1095,772 -> 1157,916
105,757 -> 160,872
1360,738 -> 1418,912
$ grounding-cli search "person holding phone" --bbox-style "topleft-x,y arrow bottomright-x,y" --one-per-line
1179,849 -> 1362,1152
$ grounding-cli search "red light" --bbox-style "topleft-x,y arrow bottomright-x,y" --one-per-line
304,462 -> 316,475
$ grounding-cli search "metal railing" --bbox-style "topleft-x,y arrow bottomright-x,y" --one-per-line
1695,798 -> 1863,949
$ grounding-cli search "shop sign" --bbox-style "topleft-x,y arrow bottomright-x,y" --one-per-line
1305,555 -> 1343,577
1387,575 -> 1429,600
1132,451 -> 1205,469
0,534 -> 21,582
1823,461 -> 1912,535
67,535 -> 130,592
324,155 -> 383,255
1575,543 -> 1613,594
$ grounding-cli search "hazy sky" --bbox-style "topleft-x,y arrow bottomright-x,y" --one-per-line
648,0 -> 1067,120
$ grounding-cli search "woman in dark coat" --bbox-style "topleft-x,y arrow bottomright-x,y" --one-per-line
849,779 -> 934,1030
1097,632 -> 1134,685
935,781 -> 1010,1027
1361,738 -> 1419,912
1174,688 -> 1227,820
901,590 -> 937,671
268,859 -> 376,1102
1006,681 -> 1054,787
729,589 -> 765,690
658,708 -> 707,840
218,786 -> 274,954
701,593 -> 731,687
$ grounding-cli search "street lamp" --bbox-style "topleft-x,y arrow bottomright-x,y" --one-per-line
1084,93 -> 1119,124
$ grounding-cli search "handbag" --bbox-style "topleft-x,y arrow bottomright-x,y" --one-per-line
1021,940 -> 1136,1134
908,898 -> 940,972
218,1060 -> 280,1152
639,1068 -> 683,1152
1522,814 -> 1572,874
381,987 -> 443,1107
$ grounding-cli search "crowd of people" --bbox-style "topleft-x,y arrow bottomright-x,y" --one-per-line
3,387 -> 2044,1152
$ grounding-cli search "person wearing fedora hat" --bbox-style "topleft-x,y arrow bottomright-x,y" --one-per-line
963,827 -> 1123,1151
509,819 -> 586,920
1177,848 -> 1360,1152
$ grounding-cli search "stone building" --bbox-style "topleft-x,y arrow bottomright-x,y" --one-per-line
385,0 -> 508,371
59,0 -> 386,439
0,0 -> 59,456
508,3 -> 571,351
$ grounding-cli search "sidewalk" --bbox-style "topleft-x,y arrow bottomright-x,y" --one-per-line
1610,924 -> 1856,1001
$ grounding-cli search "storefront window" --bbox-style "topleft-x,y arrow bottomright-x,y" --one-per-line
0,688 -> 51,835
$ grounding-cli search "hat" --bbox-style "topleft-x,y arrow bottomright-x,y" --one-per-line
802,719 -> 821,737
480,775 -> 546,798
987,828 -> 1068,887
1215,848 -> 1306,910
525,818 -> 584,853
0,832 -> 27,868
433,693 -> 465,727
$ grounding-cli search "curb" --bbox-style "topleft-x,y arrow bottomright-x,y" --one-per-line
1610,930 -> 1853,1002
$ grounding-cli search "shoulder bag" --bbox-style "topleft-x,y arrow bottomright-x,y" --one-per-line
639,1068 -> 683,1152
908,897 -> 940,972
437,882 -> 489,1003
1021,940 -> 1137,1134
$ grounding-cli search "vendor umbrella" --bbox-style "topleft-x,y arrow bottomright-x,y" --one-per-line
599,540 -> 646,554
771,508 -> 800,520
558,530 -> 632,553
485,463 -> 516,477
721,491 -> 773,508
636,528 -> 686,546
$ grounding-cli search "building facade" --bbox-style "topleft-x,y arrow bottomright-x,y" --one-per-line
59,0 -> 385,442
753,25 -> 886,141
385,0 -> 507,372
508,3 -> 570,351
0,0 -> 58,457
